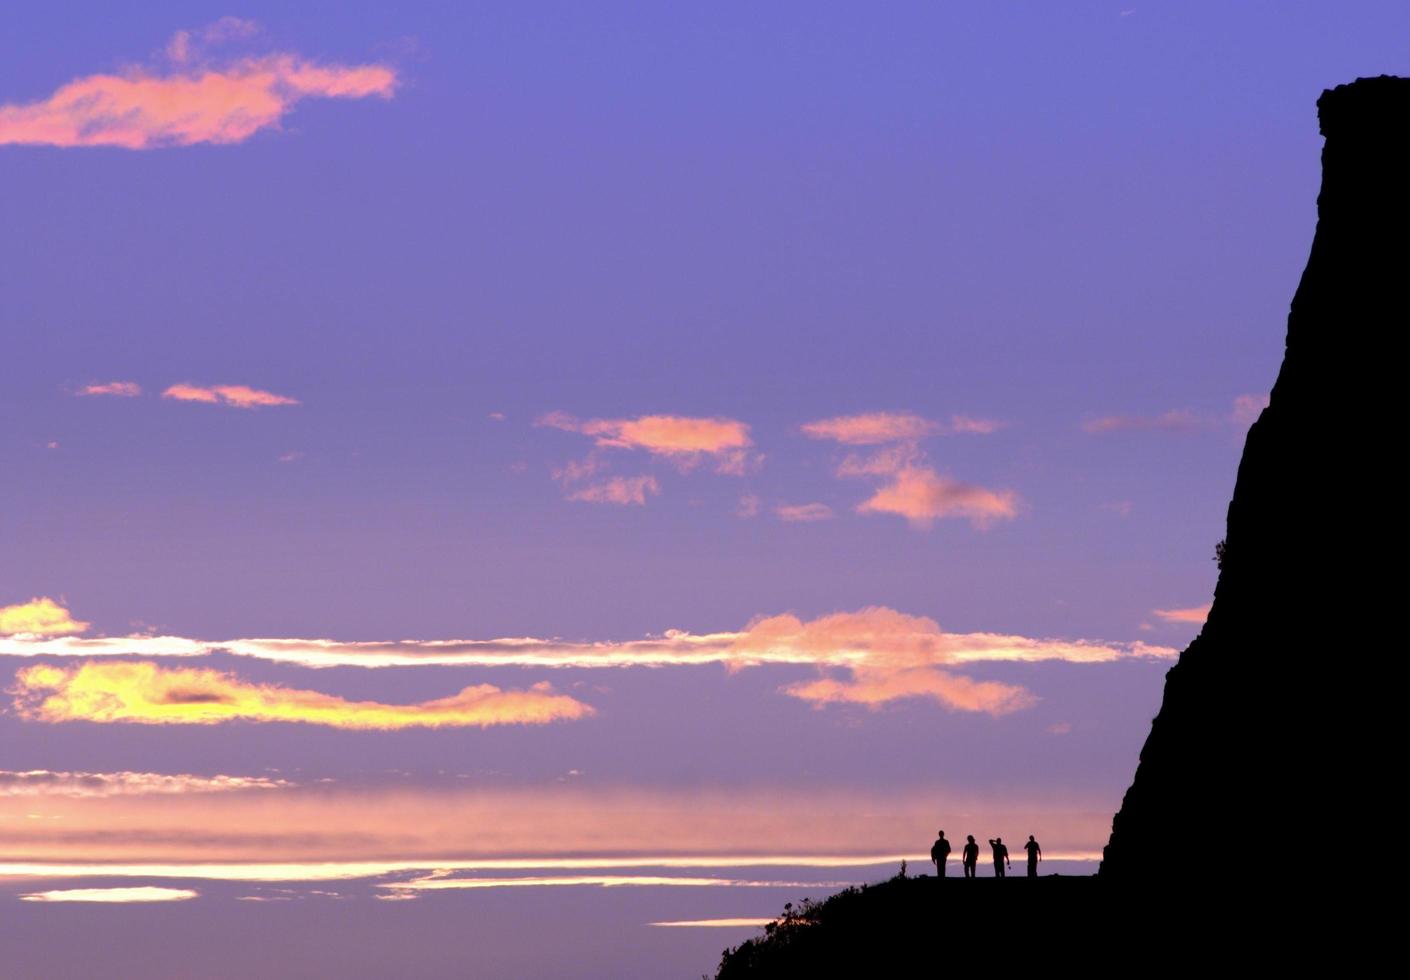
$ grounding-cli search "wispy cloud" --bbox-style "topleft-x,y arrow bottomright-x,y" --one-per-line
651,918 -> 775,928
1081,409 -> 1201,434
802,412 -> 940,445
11,661 -> 593,730
1151,604 -> 1211,624
0,20 -> 395,149
566,475 -> 660,506
774,503 -> 834,522
162,383 -> 299,408
0,597 -> 89,637
0,769 -> 291,798
76,381 -> 142,397
735,494 -> 761,518
20,887 -> 200,903
1,609 -> 1172,671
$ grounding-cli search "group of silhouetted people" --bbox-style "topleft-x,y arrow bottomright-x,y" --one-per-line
929,830 -> 1041,878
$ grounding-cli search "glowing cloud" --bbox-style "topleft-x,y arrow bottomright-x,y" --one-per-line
20,887 -> 199,903
0,610 -> 1173,671
774,503 -> 834,522
1152,604 -> 1212,624
0,597 -> 89,636
0,769 -> 291,798
651,918 -> 776,928
10,661 -> 593,730
539,412 -> 752,473
162,383 -> 299,408
77,381 -> 142,397
0,22 -> 396,149
567,475 -> 661,506
855,467 -> 1019,529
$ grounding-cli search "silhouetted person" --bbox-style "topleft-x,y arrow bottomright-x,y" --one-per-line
962,835 -> 979,878
988,837 -> 1010,877
930,830 -> 952,877
1024,835 -> 1041,877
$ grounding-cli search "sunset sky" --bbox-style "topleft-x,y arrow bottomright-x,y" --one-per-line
4,3 -> 1407,976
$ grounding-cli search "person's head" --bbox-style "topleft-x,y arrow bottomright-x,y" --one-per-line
996,837 -> 1003,843
1028,835 -> 1035,842
937,830 -> 945,838
967,835 -> 975,843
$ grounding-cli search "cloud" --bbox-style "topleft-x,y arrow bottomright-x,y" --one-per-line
1151,604 -> 1211,624
1230,393 -> 1270,428
735,494 -> 761,518
0,22 -> 395,149
0,597 -> 89,636
784,669 -> 1034,714
0,769 -> 291,798
77,381 -> 142,397
855,467 -> 1019,529
774,503 -> 834,522
20,887 -> 200,903
566,475 -> 660,506
651,918 -> 776,928
10,661 -> 594,730
539,412 -> 753,473
803,412 -> 1004,444
162,383 -> 299,408
802,412 -> 940,445
1,610 -> 1173,671
1081,410 -> 1201,434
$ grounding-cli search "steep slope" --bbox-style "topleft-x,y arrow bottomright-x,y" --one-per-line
1102,75 -> 1410,881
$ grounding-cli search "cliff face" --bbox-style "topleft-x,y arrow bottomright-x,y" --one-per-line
1102,76 -> 1410,879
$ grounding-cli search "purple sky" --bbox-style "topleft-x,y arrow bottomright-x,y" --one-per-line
3,3 -> 1407,976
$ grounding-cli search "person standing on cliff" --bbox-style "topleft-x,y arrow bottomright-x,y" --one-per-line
1023,835 -> 1041,877
988,837 -> 1010,877
961,835 -> 980,878
930,830 -> 952,877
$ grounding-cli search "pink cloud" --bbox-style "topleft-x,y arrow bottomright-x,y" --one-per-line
1081,410 -> 1201,434
735,494 -> 761,519
539,412 -> 752,470
856,467 -> 1019,529
948,415 -> 1005,435
77,382 -> 142,397
774,503 -> 834,522
566,476 -> 660,506
162,384 -> 299,408
802,412 -> 939,445
1152,604 -> 1211,624
0,23 -> 395,149
1230,393 -> 1270,428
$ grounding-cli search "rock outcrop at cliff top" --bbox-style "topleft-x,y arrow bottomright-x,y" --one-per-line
1102,76 -> 1409,881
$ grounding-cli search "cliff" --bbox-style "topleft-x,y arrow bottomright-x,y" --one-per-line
1101,75 -> 1410,883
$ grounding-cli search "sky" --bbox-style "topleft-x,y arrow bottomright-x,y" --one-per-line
3,3 -> 1408,977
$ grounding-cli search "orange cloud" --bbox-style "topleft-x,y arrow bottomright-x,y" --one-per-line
0,23 -> 395,149
1081,410 -> 1200,434
1152,604 -> 1212,624
774,503 -> 834,522
539,412 -> 752,472
856,467 -> 1019,529
566,475 -> 660,506
162,383 -> 299,408
0,769 -> 291,798
948,414 -> 1005,435
802,412 -> 939,445
11,661 -> 593,730
0,597 -> 89,636
77,381 -> 142,397
784,669 -> 1034,715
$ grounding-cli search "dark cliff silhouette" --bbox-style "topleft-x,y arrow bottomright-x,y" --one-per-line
711,77 -> 1403,976
1102,74 -> 1410,883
